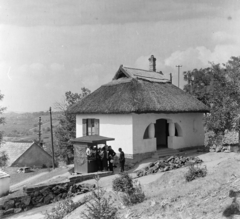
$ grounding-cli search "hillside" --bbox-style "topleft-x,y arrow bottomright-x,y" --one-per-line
0,111 -> 61,153
116,152 -> 240,219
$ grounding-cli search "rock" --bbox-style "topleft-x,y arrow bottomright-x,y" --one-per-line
62,193 -> 67,199
216,146 -> 223,152
209,149 -> 215,152
149,162 -> 155,168
212,144 -> 217,149
164,166 -> 169,172
3,208 -> 14,215
150,201 -> 156,207
21,196 -> 31,206
40,187 -> 50,196
14,208 -> 22,214
224,150 -> 230,153
4,200 -> 15,210
33,191 -> 40,197
43,193 -> 54,204
166,156 -> 174,162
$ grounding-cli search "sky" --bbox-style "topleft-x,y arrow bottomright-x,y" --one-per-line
0,0 -> 240,112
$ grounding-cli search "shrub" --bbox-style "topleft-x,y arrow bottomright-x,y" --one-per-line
81,176 -> 118,219
0,151 -> 9,168
185,164 -> 207,182
112,173 -> 145,205
112,172 -> 134,195
121,182 -> 145,206
45,198 -> 83,219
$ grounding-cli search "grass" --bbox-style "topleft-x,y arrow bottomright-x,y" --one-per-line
117,153 -> 240,219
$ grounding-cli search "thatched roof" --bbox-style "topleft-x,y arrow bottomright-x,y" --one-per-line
69,66 -> 209,114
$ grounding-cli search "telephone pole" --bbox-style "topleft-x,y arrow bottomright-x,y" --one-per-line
49,107 -> 55,169
38,117 -> 42,147
176,65 -> 182,88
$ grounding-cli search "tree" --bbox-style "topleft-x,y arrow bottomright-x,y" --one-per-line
0,151 -> 9,168
54,88 -> 91,163
0,90 -> 8,168
183,57 -> 240,136
0,90 -> 6,144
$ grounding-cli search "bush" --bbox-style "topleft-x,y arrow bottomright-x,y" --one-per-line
121,182 -> 145,206
112,173 -> 145,205
185,164 -> 207,182
112,172 -> 134,195
45,198 -> 82,219
82,176 -> 118,219
0,151 -> 9,168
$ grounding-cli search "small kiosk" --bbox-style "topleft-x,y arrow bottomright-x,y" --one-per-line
71,135 -> 115,173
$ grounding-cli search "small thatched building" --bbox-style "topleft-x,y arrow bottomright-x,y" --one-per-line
69,55 -> 209,162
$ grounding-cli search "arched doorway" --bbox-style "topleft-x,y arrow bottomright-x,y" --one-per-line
155,119 -> 169,149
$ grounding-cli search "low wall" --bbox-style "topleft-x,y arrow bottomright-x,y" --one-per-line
69,171 -> 113,184
0,181 -> 94,216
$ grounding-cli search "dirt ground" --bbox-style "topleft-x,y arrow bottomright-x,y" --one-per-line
3,152 -> 240,219
116,152 -> 240,219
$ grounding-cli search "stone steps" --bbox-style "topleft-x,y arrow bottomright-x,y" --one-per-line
152,148 -> 181,159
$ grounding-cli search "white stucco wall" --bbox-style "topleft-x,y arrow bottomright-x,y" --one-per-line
76,114 -> 133,155
132,113 -> 205,153
76,113 -> 205,156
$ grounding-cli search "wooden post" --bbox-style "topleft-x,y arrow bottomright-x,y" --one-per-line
238,118 -> 240,149
49,107 -> 55,169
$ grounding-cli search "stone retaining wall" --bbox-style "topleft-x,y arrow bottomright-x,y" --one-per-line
0,181 -> 94,216
69,171 -> 113,184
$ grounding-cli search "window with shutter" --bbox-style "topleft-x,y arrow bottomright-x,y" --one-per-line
82,119 -> 87,136
83,118 -> 100,136
94,119 -> 99,135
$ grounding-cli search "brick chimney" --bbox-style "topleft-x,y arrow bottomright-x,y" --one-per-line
148,55 -> 156,72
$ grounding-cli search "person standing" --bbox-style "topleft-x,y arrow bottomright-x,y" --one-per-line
97,148 -> 103,171
102,146 -> 108,171
108,146 -> 116,172
118,148 -> 125,172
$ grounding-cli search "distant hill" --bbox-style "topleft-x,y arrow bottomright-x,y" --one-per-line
0,111 -> 62,154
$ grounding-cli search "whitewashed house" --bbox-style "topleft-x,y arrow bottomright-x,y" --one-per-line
69,56 -> 209,162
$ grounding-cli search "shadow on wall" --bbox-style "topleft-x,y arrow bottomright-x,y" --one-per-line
143,122 -> 183,139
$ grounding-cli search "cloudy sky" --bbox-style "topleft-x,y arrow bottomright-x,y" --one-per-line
0,0 -> 240,112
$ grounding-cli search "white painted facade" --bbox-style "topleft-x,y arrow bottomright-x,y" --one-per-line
0,170 -> 10,197
76,114 -> 133,155
76,113 -> 204,156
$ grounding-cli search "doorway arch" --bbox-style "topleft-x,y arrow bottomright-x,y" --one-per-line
155,119 -> 169,149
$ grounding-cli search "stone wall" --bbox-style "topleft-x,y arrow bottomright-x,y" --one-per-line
69,171 -> 113,184
0,181 -> 94,216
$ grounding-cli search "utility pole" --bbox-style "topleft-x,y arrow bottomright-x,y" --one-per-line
38,117 -> 42,147
49,107 -> 55,169
176,65 -> 182,88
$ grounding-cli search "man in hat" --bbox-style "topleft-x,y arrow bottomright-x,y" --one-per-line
118,148 -> 125,172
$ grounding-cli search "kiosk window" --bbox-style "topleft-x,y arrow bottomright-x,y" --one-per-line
83,119 -> 99,136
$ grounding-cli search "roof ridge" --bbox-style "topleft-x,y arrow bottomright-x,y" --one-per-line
122,66 -> 159,73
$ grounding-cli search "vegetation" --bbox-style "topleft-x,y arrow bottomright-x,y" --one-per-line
183,56 -> 240,137
45,198 -> 83,219
0,151 -> 9,168
54,88 -> 90,163
0,90 -> 6,143
112,173 -> 145,206
82,176 -> 118,219
185,164 -> 207,182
